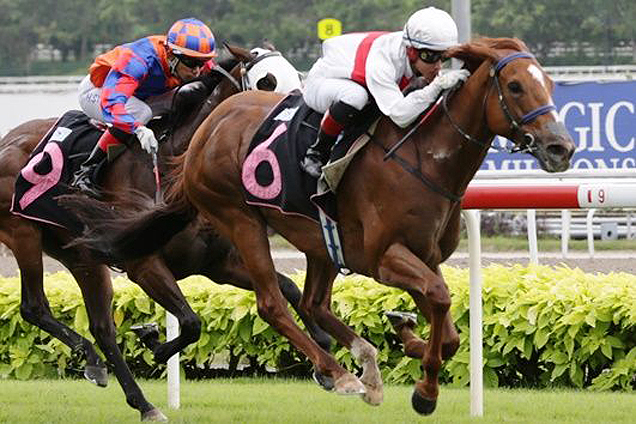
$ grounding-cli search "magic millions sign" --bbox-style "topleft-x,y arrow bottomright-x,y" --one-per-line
483,81 -> 635,171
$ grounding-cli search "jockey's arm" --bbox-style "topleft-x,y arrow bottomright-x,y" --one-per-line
366,52 -> 470,128
100,51 -> 147,134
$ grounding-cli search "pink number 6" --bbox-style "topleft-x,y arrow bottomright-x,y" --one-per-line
242,123 -> 287,200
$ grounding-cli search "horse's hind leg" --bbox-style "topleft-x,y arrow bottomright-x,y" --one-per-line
70,263 -> 166,421
386,310 -> 458,361
125,256 -> 201,364
218,215 -> 363,394
302,256 -> 383,405
6,220 -> 107,386
377,243 -> 458,416
276,272 -> 332,352
204,246 -> 332,352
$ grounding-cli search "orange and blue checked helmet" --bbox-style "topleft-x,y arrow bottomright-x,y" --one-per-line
166,18 -> 216,58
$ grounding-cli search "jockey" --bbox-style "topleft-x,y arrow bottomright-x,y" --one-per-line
72,17 -> 217,198
301,7 -> 471,178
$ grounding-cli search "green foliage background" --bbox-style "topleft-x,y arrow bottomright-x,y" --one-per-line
0,265 -> 634,390
0,0 -> 634,75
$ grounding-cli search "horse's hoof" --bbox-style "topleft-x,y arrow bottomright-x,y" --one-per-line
84,365 -> 108,387
312,369 -> 335,391
361,385 -> 384,406
141,407 -> 168,422
131,323 -> 160,342
334,373 -> 366,396
411,390 -> 437,415
385,311 -> 417,329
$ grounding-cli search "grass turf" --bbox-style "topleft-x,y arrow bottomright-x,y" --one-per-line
0,378 -> 633,424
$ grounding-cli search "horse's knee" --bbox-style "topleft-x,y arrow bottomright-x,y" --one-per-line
442,337 -> 460,360
426,280 -> 451,314
256,295 -> 286,323
89,319 -> 117,343
180,314 -> 202,344
20,301 -> 48,326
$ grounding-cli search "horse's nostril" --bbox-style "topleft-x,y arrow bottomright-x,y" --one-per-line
523,133 -> 535,145
547,144 -> 571,159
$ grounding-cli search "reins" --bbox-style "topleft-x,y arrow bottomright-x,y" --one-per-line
380,52 -> 558,203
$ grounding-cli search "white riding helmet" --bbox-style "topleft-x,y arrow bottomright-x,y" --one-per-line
403,7 -> 459,51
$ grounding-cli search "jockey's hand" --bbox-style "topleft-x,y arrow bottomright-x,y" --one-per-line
433,69 -> 471,90
134,126 -> 158,154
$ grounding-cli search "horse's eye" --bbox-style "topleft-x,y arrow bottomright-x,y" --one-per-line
508,81 -> 523,94
256,75 -> 277,91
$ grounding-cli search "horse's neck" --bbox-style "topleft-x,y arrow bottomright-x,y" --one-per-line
166,66 -> 243,157
431,63 -> 496,196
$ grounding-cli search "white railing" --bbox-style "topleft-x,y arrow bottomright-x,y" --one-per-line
461,179 -> 636,417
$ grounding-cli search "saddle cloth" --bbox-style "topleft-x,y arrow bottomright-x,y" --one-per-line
241,92 -> 380,222
11,110 -> 103,232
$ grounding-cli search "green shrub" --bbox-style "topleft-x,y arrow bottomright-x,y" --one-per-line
0,265 -> 634,391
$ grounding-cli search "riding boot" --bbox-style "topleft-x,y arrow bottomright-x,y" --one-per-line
300,132 -> 337,178
71,128 -> 127,198
301,101 -> 360,179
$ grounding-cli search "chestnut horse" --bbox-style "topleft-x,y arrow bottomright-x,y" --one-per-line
67,38 -> 575,414
0,45 -> 327,421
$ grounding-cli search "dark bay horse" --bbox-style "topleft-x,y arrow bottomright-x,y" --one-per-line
67,38 -> 575,414
0,45 -> 326,421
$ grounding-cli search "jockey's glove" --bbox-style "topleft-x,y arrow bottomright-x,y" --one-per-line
134,125 -> 159,154
393,69 -> 471,128
433,69 -> 471,90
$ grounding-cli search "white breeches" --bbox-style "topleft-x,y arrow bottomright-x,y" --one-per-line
303,76 -> 369,113
77,75 -> 175,126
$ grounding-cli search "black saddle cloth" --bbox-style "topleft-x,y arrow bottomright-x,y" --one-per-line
11,110 -> 103,232
241,92 -> 379,222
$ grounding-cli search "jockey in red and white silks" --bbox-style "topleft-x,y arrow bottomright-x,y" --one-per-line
300,7 -> 471,178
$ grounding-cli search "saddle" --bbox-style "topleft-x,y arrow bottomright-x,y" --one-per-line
241,92 -> 380,222
11,110 -> 105,232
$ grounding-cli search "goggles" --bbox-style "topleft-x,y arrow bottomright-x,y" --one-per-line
177,54 -> 208,70
418,49 -> 447,64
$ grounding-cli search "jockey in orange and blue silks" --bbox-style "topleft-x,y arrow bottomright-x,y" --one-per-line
72,17 -> 216,198
300,7 -> 471,179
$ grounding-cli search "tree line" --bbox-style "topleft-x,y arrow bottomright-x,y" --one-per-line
0,0 -> 634,75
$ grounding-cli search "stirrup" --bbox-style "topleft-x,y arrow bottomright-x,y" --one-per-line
71,172 -> 103,199
300,155 -> 324,179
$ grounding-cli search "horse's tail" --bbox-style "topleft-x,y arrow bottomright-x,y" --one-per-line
60,164 -> 195,264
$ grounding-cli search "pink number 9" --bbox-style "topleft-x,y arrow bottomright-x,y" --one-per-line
19,142 -> 64,210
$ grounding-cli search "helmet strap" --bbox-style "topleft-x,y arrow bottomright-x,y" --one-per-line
406,47 -> 418,63
168,54 -> 180,77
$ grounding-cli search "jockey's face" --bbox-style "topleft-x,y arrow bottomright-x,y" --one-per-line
411,50 -> 444,84
173,55 -> 205,82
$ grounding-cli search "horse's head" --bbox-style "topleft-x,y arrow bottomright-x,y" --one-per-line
448,38 -> 575,172
225,42 -> 302,94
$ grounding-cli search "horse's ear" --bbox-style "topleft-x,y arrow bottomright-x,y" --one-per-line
224,43 -> 253,64
262,39 -> 276,51
446,40 -> 500,72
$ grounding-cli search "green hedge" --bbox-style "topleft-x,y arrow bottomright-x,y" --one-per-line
0,265 -> 634,390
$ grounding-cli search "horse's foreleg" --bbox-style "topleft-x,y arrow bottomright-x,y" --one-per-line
275,272 -> 332,352
302,257 -> 383,405
377,243 -> 456,416
71,264 -> 166,422
9,221 -> 107,386
224,217 -> 364,395
126,256 -> 201,364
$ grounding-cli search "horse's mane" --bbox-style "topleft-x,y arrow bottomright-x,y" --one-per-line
447,37 -> 530,73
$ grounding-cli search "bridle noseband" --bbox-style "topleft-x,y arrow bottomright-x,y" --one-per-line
445,52 -> 557,155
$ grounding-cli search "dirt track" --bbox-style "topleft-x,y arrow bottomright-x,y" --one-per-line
0,249 -> 634,278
